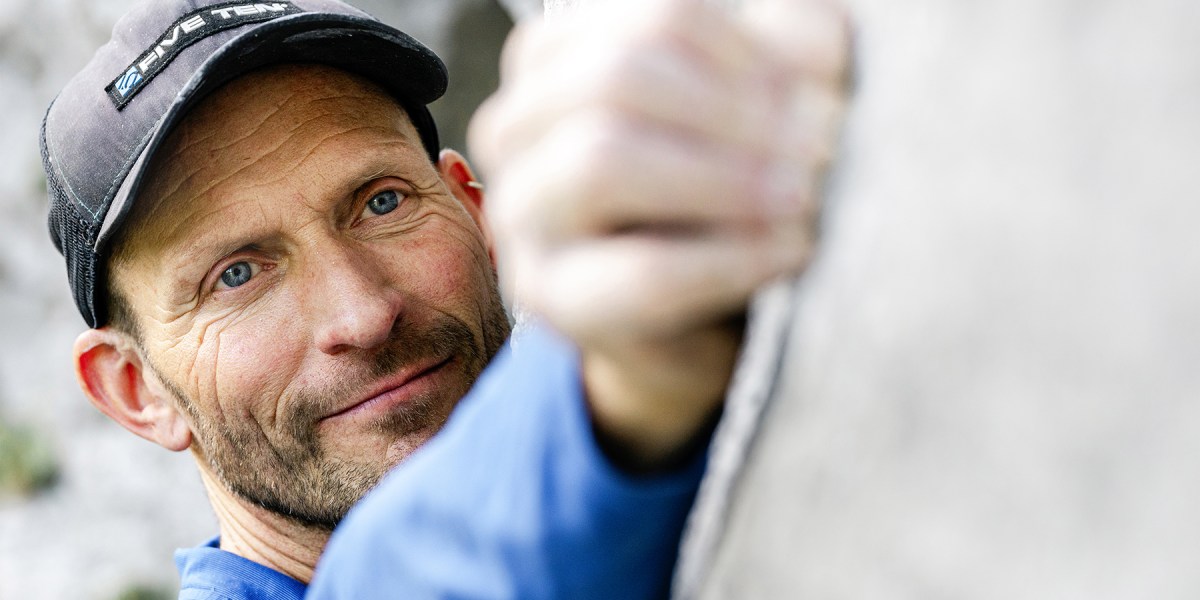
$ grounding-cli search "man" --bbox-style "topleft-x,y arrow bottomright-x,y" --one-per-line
42,0 -> 846,597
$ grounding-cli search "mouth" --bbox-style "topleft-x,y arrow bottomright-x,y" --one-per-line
318,355 -> 455,425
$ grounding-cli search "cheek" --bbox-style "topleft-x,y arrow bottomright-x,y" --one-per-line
189,301 -> 308,422
391,219 -> 495,310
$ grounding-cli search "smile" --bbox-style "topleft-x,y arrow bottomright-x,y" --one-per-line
318,355 -> 455,425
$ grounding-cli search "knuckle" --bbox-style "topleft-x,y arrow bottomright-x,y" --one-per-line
589,51 -> 636,102
559,110 -> 632,189
583,43 -> 661,110
575,127 -> 627,187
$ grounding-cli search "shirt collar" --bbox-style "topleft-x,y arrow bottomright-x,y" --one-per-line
175,536 -> 307,599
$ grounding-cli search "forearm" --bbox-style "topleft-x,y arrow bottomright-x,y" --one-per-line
583,318 -> 742,472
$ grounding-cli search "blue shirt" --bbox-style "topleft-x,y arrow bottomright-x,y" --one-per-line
175,537 -> 305,600
175,326 -> 706,599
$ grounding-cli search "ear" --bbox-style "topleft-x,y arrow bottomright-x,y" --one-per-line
438,148 -> 496,267
73,329 -> 192,452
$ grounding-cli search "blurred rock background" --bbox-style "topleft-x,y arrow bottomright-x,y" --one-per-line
0,1 -> 518,598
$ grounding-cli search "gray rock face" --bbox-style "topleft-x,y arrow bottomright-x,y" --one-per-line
693,0 -> 1200,597
0,1 -> 512,597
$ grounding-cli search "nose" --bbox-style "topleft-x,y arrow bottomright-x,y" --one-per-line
309,242 -> 404,355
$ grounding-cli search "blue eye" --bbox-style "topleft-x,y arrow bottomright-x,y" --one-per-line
220,261 -> 254,288
366,190 -> 401,216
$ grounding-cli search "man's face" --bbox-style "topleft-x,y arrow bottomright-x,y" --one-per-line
111,65 -> 509,529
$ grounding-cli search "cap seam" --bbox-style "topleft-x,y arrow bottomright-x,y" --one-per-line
95,115 -> 164,230
45,126 -> 102,223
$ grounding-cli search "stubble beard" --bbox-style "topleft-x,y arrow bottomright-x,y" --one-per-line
157,283 -> 511,532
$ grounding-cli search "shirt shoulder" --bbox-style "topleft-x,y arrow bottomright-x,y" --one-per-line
178,590 -> 247,600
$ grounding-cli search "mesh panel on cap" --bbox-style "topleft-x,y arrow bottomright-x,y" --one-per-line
42,111 -> 103,328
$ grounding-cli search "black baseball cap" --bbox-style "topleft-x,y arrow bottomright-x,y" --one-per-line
41,0 -> 448,328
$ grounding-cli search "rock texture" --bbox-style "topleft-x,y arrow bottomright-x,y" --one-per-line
0,1 -> 512,597
691,0 -> 1200,597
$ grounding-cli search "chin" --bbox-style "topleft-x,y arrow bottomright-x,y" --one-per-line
382,422 -> 445,468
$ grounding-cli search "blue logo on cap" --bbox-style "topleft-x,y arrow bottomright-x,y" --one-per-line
114,67 -> 143,97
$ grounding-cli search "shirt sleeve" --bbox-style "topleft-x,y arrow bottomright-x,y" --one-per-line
306,324 -> 707,600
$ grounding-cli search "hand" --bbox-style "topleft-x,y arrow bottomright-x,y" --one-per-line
470,0 -> 851,470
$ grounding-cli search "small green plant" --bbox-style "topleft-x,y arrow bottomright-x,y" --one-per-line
114,583 -> 174,600
0,417 -> 60,496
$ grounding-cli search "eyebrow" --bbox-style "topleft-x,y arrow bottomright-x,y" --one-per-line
156,137 -> 433,284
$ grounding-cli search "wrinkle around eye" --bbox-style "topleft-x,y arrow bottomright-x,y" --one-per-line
361,209 -> 436,240
143,287 -> 199,333
185,319 -> 222,419
188,269 -> 276,334
205,251 -> 284,299
184,307 -> 261,417
443,217 -> 493,264
162,115 -> 349,208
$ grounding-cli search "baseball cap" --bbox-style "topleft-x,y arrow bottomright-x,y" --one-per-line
40,0 -> 449,328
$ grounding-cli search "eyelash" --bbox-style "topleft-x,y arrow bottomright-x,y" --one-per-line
209,256 -> 270,293
356,179 -> 415,223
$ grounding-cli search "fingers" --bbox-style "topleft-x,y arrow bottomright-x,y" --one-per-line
500,0 -> 761,87
475,1 -> 772,172
472,0 -> 851,175
485,112 -> 818,246
506,222 -> 815,340
488,110 -> 820,338
471,0 -> 852,343
474,44 -> 773,172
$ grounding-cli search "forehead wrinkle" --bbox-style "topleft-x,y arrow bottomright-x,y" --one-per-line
200,105 -> 332,167
151,114 -> 331,216
287,125 -> 419,178
165,119 -> 419,224
146,70 -> 412,209
197,74 -> 409,157
134,130 -> 331,263
244,135 -> 426,226
179,72 -> 367,151
137,175 -> 272,271
140,94 -> 283,205
154,132 -> 408,267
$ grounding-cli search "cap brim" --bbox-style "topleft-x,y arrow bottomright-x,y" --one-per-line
97,12 -> 447,249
